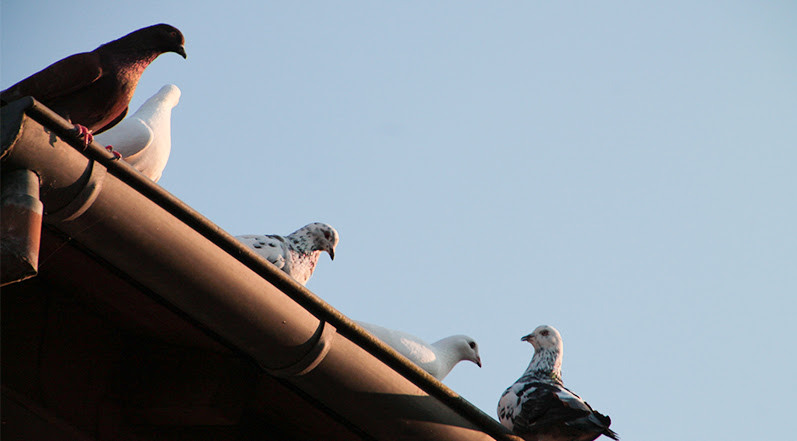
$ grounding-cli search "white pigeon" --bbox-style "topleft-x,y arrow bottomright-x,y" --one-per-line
356,321 -> 482,380
497,325 -> 618,441
237,222 -> 339,286
94,84 -> 181,182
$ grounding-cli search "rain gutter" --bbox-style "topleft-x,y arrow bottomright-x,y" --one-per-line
1,98 -> 520,441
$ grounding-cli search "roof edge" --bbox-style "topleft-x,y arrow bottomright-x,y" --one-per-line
1,98 -> 519,441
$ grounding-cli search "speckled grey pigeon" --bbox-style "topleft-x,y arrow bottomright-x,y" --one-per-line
237,222 -> 338,286
497,325 -> 618,441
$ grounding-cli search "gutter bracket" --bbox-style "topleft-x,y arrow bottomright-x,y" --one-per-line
265,321 -> 336,377
45,159 -> 107,222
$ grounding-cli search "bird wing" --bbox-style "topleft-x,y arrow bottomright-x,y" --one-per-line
95,117 -> 154,158
556,386 -> 618,440
238,235 -> 288,270
94,106 -> 128,134
356,321 -> 443,378
1,52 -> 103,104
497,383 -> 528,429
511,382 -> 592,435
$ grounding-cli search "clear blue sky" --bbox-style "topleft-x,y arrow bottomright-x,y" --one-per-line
3,2 -> 796,440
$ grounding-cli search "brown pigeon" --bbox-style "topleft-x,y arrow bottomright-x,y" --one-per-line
1,24 -> 186,146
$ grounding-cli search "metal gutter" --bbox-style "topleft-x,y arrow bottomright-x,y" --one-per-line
0,169 -> 42,285
1,98 -> 520,441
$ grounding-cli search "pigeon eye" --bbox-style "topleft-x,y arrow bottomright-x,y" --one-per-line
468,341 -> 476,349
323,231 -> 331,240
540,330 -> 549,337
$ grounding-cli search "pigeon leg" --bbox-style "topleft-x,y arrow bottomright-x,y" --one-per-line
72,124 -> 94,147
105,145 -> 123,160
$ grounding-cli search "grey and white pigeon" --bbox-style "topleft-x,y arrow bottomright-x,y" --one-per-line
497,325 -> 618,441
356,321 -> 482,380
94,84 -> 180,182
237,222 -> 339,286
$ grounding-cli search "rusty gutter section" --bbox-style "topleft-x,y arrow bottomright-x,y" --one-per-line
0,168 -> 43,285
0,97 -> 519,441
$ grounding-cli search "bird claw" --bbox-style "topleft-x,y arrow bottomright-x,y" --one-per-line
73,124 -> 94,147
105,145 -> 123,160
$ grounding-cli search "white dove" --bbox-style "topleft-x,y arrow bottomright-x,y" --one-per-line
356,321 -> 481,380
497,325 -> 618,441
94,84 -> 181,182
237,222 -> 338,286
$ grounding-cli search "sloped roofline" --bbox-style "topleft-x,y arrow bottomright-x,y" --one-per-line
1,98 -> 519,441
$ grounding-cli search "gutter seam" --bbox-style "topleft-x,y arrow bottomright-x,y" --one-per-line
265,320 -> 336,377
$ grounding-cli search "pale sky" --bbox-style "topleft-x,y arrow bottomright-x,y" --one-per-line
3,2 -> 796,440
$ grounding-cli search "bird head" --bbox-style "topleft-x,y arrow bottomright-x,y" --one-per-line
441,335 -> 482,368
521,325 -> 563,354
464,337 -> 483,368
154,24 -> 187,58
127,24 -> 187,59
304,222 -> 339,260
157,84 -> 182,106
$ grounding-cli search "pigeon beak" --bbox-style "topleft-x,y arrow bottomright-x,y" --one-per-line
175,45 -> 187,59
328,248 -> 335,261
475,356 -> 482,368
521,334 -> 534,343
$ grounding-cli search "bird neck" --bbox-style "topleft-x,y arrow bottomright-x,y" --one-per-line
430,338 -> 463,380
286,230 -> 322,256
523,347 -> 563,384
284,234 -> 321,285
135,92 -> 177,121
99,39 -> 162,71
286,253 -> 318,286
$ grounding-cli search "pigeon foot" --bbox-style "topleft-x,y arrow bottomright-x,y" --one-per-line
73,124 -> 94,147
105,145 -> 123,160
